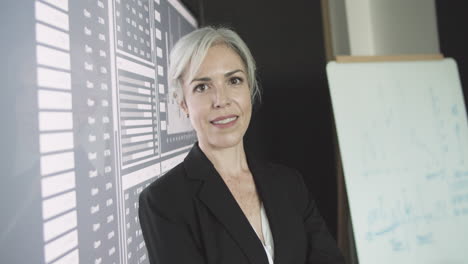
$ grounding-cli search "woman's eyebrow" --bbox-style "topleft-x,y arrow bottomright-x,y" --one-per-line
225,69 -> 244,77
190,69 -> 244,84
190,76 -> 211,83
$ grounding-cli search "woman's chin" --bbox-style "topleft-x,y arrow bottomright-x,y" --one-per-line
203,135 -> 244,150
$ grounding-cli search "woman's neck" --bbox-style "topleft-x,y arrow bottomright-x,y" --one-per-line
198,141 -> 250,179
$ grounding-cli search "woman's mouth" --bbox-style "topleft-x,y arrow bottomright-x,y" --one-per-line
210,115 -> 239,128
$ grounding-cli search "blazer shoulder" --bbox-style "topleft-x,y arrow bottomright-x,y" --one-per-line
139,162 -> 197,221
265,162 -> 310,212
266,162 -> 303,186
269,162 -> 300,175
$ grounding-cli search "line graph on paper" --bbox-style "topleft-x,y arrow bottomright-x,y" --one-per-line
327,59 -> 468,264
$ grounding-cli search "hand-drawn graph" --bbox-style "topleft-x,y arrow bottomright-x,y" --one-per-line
328,59 -> 468,264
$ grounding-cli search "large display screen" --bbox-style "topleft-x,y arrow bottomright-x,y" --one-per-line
1,1 -> 197,263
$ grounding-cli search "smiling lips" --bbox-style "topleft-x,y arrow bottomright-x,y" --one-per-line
210,115 -> 239,127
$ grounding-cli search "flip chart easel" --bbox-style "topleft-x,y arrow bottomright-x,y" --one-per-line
327,54 -> 468,264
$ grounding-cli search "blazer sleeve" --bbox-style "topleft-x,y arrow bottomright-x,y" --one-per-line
138,188 -> 207,264
292,169 -> 346,264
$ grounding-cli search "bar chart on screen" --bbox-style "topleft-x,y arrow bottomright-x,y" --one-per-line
1,1 -> 197,263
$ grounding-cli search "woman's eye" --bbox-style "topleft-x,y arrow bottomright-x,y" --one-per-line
230,77 -> 243,85
194,84 -> 208,93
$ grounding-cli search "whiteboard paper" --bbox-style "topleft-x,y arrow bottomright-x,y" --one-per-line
327,59 -> 468,264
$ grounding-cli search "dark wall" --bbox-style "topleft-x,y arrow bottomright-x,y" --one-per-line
184,0 -> 339,237
177,0 -> 468,250
436,1 -> 468,114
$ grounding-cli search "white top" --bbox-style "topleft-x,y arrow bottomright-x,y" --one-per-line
251,202 -> 274,264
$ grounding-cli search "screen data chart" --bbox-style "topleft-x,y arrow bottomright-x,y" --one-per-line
1,1 -> 197,264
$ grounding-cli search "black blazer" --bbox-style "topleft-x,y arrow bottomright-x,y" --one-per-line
139,143 -> 345,264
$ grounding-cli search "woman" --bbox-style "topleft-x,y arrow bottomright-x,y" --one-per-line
138,26 -> 345,264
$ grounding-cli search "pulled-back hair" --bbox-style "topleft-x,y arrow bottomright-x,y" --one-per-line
168,26 -> 261,104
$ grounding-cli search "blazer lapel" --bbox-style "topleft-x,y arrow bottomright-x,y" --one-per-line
249,159 -> 296,264
183,143 -> 298,264
184,144 -> 269,264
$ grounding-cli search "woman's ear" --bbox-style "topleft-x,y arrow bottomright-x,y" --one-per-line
180,99 -> 189,116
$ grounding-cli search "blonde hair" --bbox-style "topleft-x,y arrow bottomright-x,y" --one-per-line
168,26 -> 261,104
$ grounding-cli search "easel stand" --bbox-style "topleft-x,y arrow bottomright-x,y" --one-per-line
330,54 -> 451,264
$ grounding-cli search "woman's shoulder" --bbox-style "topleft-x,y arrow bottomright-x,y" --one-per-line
258,160 -> 310,207
254,159 -> 303,184
143,162 -> 187,192
139,162 -> 196,218
268,162 -> 300,174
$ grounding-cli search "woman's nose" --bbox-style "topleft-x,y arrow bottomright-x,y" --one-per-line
213,85 -> 230,108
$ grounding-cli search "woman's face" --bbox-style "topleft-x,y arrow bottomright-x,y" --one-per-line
181,44 -> 252,150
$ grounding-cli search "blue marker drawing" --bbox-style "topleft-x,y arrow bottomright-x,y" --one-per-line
416,232 -> 434,245
451,104 -> 459,116
390,238 -> 408,252
375,222 -> 400,236
426,169 -> 445,180
328,59 -> 468,263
